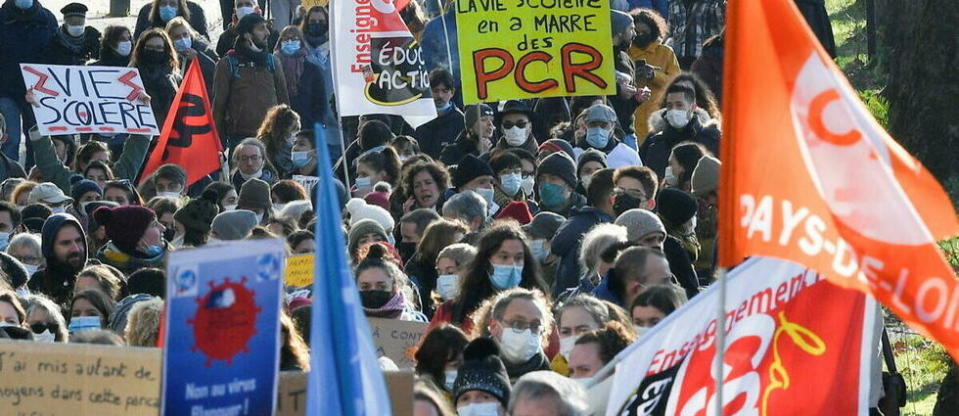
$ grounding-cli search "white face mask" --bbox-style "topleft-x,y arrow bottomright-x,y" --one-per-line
502,126 -> 528,147
240,169 -> 263,181
33,329 -> 55,343
559,335 -> 578,359
475,187 -> 495,209
457,402 -> 500,416
664,166 -> 679,186
665,109 -> 692,129
574,376 -> 594,388
23,263 -> 39,276
66,25 -> 85,37
498,327 -> 540,364
0,232 -> 9,251
115,40 -> 132,56
435,274 -> 460,300
50,206 -> 66,214
273,202 -> 287,213
171,233 -> 185,248
634,325 -> 649,337
157,191 -> 181,199
443,369 -> 457,391
581,173 -> 594,189
222,204 -> 238,211
521,175 -> 535,196
235,6 -> 255,19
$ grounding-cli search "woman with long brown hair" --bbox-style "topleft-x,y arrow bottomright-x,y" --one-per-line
130,29 -> 181,127
255,104 -> 301,178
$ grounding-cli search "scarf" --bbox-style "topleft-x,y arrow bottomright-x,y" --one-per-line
669,226 -> 701,263
232,42 -> 271,67
279,49 -> 308,97
363,291 -> 407,319
56,26 -> 86,55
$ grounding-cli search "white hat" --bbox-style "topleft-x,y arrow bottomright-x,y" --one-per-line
29,182 -> 73,205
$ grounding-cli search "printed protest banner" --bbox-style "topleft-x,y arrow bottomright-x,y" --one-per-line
0,341 -> 161,415
285,254 -> 315,287
162,239 -> 286,416
455,0 -> 615,104
19,64 -> 160,136
367,318 -> 428,369
605,257 -> 876,415
719,0 -> 959,359
330,0 -> 437,127
291,175 -> 319,193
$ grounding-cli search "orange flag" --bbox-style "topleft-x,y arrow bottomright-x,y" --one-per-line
719,0 -> 959,358
139,59 -> 223,186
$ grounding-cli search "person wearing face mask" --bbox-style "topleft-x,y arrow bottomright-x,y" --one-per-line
23,293 -> 68,342
520,212 -> 564,287
213,14 -> 289,149
91,26 -> 134,67
414,324 -> 469,394
6,233 -> 43,279
46,3 -> 100,66
640,83 -> 721,178
355,243 -> 427,322
413,69 -> 465,159
132,29 -> 182,128
288,130 -> 319,178
654,188 -> 701,297
433,243 -> 477,305
574,149 -> 607,197
573,104 -> 643,170
298,5 -> 342,159
255,104 -> 301,178
473,288 -> 552,380
0,290 -> 30,337
630,284 -> 686,338
628,8 -> 680,140
273,27 -> 326,138
663,141 -> 707,192
490,151 -> 533,211
27,214 -> 89,305
440,103 -> 496,166
0,0 -> 57,169
403,219 -> 468,317
493,101 -> 538,156
67,178 -> 102,230
451,155 -> 498,217
607,10 -> 651,148
0,201 -> 20,252
230,138 -> 279,190
165,17 -> 218,96
134,0 -> 208,41
68,289 -> 115,334
534,153 -> 585,217
451,338 -> 512,416
93,205 -> 169,275
549,294 -> 633,376
427,222 -> 548,336
216,0 -> 277,56
28,182 -> 74,214
611,166 -> 658,216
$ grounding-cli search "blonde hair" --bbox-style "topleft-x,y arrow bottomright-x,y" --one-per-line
124,297 -> 163,347
471,287 -> 553,346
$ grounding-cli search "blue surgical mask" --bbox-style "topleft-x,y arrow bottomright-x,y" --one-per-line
0,232 -> 9,251
489,263 -> 522,290
530,239 -> 549,262
291,151 -> 312,168
159,5 -> 177,22
585,127 -> 610,149
435,102 -> 452,113
144,244 -> 164,257
68,316 -> 102,333
281,40 -> 301,55
173,36 -> 192,51
499,173 -> 522,196
355,176 -> 372,189
14,0 -> 32,9
538,182 -> 568,208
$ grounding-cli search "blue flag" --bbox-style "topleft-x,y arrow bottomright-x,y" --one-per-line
307,125 -> 392,415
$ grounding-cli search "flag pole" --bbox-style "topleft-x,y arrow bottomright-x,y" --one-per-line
714,267 -> 728,415
437,0 -> 455,79
220,150 -> 230,182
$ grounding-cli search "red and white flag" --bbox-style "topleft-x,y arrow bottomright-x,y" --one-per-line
718,0 -> 959,358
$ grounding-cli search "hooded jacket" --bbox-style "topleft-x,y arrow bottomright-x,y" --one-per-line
640,107 -> 721,177
27,214 -> 87,306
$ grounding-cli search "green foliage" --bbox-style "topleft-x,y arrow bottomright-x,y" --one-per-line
859,89 -> 889,129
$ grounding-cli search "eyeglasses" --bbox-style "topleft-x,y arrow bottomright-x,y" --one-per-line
614,187 -> 646,200
502,319 -> 543,334
31,322 -> 59,334
502,120 -> 528,129
238,154 -> 262,163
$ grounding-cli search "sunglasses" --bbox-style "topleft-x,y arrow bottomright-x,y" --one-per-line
502,120 -> 529,129
31,322 -> 59,334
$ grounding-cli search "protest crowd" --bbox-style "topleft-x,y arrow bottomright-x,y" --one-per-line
0,0 -> 902,415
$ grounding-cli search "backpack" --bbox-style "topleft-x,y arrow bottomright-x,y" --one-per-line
224,53 -> 276,79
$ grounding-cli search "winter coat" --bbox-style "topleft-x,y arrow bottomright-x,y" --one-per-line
178,37 -> 219,99
30,129 -> 151,193
404,256 -> 437,319
133,1 -> 208,41
665,0 -> 726,61
274,52 -> 327,132
550,206 -> 613,297
46,26 -> 101,66
414,107 -> 465,160
97,241 -> 168,275
212,47 -> 289,139
572,139 -> 643,169
90,46 -> 130,67
0,0 -> 57,97
664,236 -> 699,299
439,131 -> 480,166
138,63 -> 182,128
0,153 -> 25,182
640,108 -> 721,177
628,41 -> 681,140
608,45 -> 641,136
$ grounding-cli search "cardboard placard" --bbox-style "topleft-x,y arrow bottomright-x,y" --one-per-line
455,0 -> 615,103
285,254 -> 315,287
276,370 -> 413,416
19,64 -> 160,136
367,318 -> 428,369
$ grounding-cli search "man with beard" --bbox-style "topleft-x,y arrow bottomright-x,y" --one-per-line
628,8 -> 681,140
27,214 -> 88,306
212,12 -> 288,149
607,10 -> 651,148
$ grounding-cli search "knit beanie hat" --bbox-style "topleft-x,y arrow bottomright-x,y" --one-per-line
577,148 -> 608,176
454,338 -> 511,408
611,10 -> 632,35
522,211 -> 566,240
656,188 -> 698,227
691,155 -> 720,198
40,213 -> 87,259
537,139 -> 576,161
614,208 -> 666,243
465,104 -> 494,131
174,192 -> 220,234
238,178 -> 272,213
494,201 -> 533,225
363,188 -> 391,211
346,198 -> 395,233
211,210 -> 259,240
347,219 -> 389,256
108,294 -> 152,334
94,205 -> 156,252
70,178 -> 102,201
452,155 -> 495,189
127,268 -> 166,298
536,153 -> 577,188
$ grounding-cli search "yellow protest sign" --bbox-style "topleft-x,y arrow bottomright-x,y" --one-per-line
455,0 -> 615,104
285,254 -> 315,287
302,0 -> 328,9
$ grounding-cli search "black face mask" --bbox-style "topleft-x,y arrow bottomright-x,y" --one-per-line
359,290 -> 393,309
140,49 -> 169,65
306,23 -> 328,37
163,228 -> 176,242
396,242 -> 416,263
632,33 -> 656,48
613,193 -> 645,216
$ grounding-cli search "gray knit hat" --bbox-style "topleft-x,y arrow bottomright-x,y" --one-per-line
347,219 -> 388,256
536,153 -> 577,189
691,155 -> 720,198
523,212 -> 566,240
238,178 -> 272,213
614,208 -> 666,242
211,210 -> 259,240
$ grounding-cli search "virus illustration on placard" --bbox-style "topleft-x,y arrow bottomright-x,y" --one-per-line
188,276 -> 260,366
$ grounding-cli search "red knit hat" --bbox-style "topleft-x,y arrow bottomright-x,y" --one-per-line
93,205 -> 156,252
494,201 -> 533,225
363,191 -> 391,211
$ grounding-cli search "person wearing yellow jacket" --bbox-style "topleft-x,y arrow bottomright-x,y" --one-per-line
628,9 -> 681,143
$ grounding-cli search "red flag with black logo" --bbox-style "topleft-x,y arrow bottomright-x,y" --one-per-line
139,59 -> 223,186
